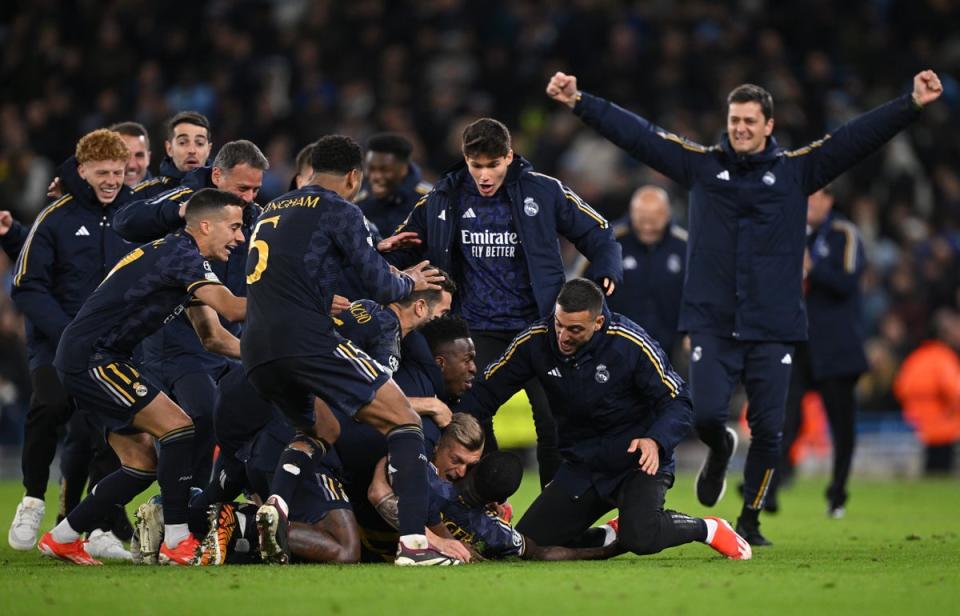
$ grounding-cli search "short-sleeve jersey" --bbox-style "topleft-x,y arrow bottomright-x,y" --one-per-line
55,232 -> 222,373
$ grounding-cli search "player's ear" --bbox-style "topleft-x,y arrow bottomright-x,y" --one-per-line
595,314 -> 605,331
434,355 -> 446,370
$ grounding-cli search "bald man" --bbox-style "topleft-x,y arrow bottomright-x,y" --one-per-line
581,186 -> 687,355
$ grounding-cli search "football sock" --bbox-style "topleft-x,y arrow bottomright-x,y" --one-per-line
703,518 -> 718,543
386,424 -> 428,537
157,425 -> 196,526
50,519 -> 81,544
164,523 -> 190,549
64,465 -> 155,535
270,446 -> 315,507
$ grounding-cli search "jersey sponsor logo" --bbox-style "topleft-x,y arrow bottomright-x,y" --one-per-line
462,207 -> 477,219
595,363 -> 610,384
460,229 -> 519,259
623,255 -> 638,270
716,170 -> 730,181
667,253 -> 682,274
692,345 -> 703,362
75,225 -> 90,236
762,171 -> 776,186
781,353 -> 792,365
547,367 -> 562,378
523,197 -> 539,216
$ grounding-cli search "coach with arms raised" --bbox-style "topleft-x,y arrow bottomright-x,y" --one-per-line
547,69 -> 943,544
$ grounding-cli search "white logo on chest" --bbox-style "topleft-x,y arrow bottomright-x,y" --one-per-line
595,363 -> 610,384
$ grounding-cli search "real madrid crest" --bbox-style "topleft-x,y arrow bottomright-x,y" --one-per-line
523,197 -> 539,217
762,171 -> 776,186
595,363 -> 610,384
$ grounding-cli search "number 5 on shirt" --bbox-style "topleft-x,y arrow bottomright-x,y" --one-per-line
246,215 -> 280,284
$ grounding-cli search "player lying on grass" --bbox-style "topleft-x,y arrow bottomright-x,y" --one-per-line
459,278 -> 752,560
369,425 -> 620,562
38,188 -> 248,566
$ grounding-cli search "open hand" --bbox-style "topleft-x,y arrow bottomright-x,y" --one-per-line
377,231 -> 422,253
628,437 -> 660,475
403,260 -> 444,292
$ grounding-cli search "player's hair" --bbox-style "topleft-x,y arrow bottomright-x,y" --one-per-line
109,121 -> 150,149
366,133 -> 413,161
440,412 -> 485,453
166,111 -> 212,141
295,143 -> 315,175
727,83 -> 774,120
310,135 -> 363,175
184,187 -> 246,224
75,129 -> 130,164
213,140 -> 270,172
458,451 -> 524,508
557,278 -> 604,316
462,118 -> 511,158
420,315 -> 472,356
395,269 -> 457,308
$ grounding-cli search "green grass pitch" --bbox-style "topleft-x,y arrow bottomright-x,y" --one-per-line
0,473 -> 958,615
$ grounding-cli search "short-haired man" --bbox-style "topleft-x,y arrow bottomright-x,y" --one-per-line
37,188 -> 248,565
356,133 -> 432,235
578,185 -> 687,356
131,111 -> 213,199
547,69 -> 944,544
114,140 -> 268,489
460,279 -> 751,561
382,118 -> 623,487
109,121 -> 152,187
8,129 -> 137,553
240,134 -> 453,566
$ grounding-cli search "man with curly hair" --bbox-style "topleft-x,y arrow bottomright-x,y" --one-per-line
8,129 -> 138,557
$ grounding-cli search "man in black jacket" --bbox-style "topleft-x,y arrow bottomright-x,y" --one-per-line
459,279 -> 750,561
381,118 -> 622,486
130,111 -> 213,200
547,68 -> 943,544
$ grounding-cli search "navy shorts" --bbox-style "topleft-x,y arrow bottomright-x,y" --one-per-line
247,340 -> 390,430
58,360 -> 161,434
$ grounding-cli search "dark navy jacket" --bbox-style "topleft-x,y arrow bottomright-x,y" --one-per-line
458,308 -> 693,499
388,156 -> 622,321
805,212 -> 868,379
128,156 -> 189,201
11,157 -> 136,369
583,221 -> 687,353
1,218 -> 28,260
112,167 -> 259,383
356,161 -> 432,236
574,92 -> 921,342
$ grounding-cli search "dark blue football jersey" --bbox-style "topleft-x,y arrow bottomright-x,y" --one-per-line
241,186 -> 414,370
55,232 -> 223,373
334,299 -> 402,375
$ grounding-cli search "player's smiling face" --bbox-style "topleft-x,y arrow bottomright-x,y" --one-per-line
205,205 -> 245,261
465,151 -> 513,197
554,306 -> 604,356
727,101 -> 773,155
78,159 -> 126,204
434,438 -> 482,481
119,134 -> 150,186
365,151 -> 407,199
213,163 -> 263,204
166,122 -> 211,173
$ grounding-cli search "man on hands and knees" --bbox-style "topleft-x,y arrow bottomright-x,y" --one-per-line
547,68 -> 944,545
240,135 -> 456,566
460,279 -> 751,561
38,188 -> 247,566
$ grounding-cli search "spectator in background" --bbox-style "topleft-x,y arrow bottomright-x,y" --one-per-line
109,121 -> 151,187
894,309 -> 960,475
768,187 -> 869,518
577,185 -> 687,358
357,133 -> 432,235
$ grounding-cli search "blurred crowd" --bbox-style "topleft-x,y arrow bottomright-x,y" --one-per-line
1,0 -> 960,441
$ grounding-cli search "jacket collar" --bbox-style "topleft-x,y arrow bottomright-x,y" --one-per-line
435,154 -> 534,195
720,134 -> 781,164
158,156 -> 187,181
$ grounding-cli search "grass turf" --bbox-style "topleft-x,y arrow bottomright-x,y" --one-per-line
0,473 -> 958,615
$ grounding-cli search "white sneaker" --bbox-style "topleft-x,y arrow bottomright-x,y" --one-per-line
135,503 -> 164,565
8,496 -> 45,550
85,529 -> 132,561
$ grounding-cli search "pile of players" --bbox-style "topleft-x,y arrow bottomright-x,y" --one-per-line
2,67 -> 942,566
